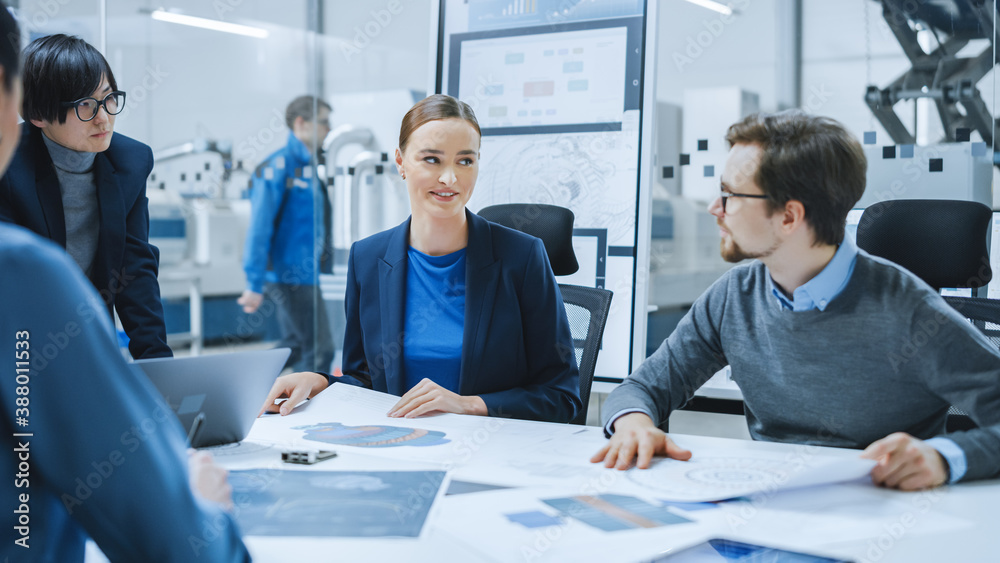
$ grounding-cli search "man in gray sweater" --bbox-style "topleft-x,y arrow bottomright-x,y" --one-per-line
592,111 -> 1000,490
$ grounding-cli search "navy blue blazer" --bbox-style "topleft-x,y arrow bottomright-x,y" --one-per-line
341,210 -> 582,423
0,123 -> 170,359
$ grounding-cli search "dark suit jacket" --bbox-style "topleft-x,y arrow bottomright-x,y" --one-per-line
0,123 -> 170,359
341,210 -> 582,423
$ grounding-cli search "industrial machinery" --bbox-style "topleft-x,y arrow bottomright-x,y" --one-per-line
149,90 -> 419,352
148,138 -> 252,352
866,0 -> 999,149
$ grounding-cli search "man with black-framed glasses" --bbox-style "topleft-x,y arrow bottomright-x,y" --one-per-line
0,34 -> 170,360
592,111 -> 1000,490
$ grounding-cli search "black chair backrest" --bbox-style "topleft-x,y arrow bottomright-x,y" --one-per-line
559,284 -> 613,425
857,199 -> 996,434
478,204 -> 579,276
856,199 -> 992,290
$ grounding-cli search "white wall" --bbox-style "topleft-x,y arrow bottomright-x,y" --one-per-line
657,0 -> 779,112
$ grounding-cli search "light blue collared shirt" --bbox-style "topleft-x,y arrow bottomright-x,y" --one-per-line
609,234 -> 966,482
768,234 -> 858,312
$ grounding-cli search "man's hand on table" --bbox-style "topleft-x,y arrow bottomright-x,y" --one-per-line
862,432 -> 948,490
589,412 -> 692,470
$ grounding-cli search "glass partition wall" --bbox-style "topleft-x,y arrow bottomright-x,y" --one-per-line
11,0 -> 432,373
10,1 -> 999,372
648,0 -> 1000,351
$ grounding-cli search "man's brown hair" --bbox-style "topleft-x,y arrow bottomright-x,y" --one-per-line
726,111 -> 867,246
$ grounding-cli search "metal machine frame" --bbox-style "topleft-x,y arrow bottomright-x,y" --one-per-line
866,0 -> 999,146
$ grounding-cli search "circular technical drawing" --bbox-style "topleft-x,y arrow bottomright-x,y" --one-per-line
476,133 -> 637,244
625,456 -> 791,502
684,467 -> 777,486
293,422 -> 450,448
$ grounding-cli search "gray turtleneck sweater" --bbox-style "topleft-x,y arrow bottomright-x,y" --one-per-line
42,133 -> 99,276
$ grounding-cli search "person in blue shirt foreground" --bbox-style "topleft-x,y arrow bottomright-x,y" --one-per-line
592,111 -> 1000,490
260,94 -> 581,423
0,9 -> 249,562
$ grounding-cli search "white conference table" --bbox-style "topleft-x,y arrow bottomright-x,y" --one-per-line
213,386 -> 995,563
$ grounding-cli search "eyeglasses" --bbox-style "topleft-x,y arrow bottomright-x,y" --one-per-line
720,189 -> 769,212
61,91 -> 126,122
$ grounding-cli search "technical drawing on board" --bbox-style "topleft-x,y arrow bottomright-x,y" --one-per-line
437,0 -> 656,378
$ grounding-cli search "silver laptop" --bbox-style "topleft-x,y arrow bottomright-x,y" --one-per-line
131,348 -> 291,448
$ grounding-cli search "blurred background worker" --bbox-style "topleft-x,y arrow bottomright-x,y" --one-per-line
239,95 -> 335,373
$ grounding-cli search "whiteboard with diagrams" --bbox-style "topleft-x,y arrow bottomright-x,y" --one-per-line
435,0 -> 657,379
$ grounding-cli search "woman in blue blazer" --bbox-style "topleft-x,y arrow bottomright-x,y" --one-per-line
262,94 -> 581,423
0,35 -> 169,359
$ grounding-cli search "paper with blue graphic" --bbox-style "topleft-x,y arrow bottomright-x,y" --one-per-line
230,469 -> 447,537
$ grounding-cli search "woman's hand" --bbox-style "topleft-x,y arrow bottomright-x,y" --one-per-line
257,371 -> 330,416
387,378 -> 487,418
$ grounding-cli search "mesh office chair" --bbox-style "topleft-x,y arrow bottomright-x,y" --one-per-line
478,204 -> 613,425
557,284 -> 613,425
856,199 -> 995,432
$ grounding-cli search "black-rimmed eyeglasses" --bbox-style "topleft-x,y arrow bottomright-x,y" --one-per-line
720,190 -> 769,212
61,91 -> 126,122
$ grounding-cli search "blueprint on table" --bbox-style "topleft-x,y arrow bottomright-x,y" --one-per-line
230,469 -> 447,537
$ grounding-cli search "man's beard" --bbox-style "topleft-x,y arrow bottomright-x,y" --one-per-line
720,234 -> 779,263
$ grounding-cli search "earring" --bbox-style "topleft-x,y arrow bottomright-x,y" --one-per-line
401,172 -> 406,179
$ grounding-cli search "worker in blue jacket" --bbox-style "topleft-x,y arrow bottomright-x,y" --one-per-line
239,95 -> 336,373
0,34 -> 170,360
0,8 -> 249,561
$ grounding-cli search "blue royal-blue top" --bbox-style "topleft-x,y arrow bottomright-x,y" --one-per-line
403,246 -> 467,394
